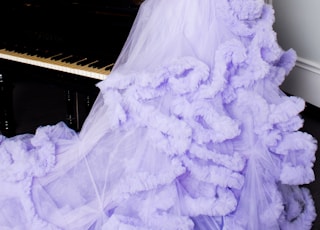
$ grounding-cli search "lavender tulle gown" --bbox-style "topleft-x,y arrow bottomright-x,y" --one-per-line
0,0 -> 317,229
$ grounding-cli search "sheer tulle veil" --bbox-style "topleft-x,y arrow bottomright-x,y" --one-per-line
113,0 -> 225,72
83,0 -> 231,143
81,0 -> 230,159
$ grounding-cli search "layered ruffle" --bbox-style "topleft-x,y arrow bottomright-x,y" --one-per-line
0,0 -> 317,229
97,0 -> 317,229
0,122 -> 76,229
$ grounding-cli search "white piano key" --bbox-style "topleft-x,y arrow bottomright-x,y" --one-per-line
0,49 -> 112,80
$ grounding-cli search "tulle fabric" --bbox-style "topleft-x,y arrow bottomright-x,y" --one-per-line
0,0 -> 317,229
113,0 -> 226,72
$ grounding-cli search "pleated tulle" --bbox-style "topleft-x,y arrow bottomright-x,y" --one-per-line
0,0 -> 317,229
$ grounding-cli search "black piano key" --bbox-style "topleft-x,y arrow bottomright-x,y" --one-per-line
5,45 -> 19,52
105,63 -> 114,70
88,62 -> 101,69
15,46 -> 29,54
50,53 -> 72,61
5,44 -> 30,54
26,49 -> 40,56
62,55 -> 86,64
5,44 -> 24,54
77,59 -> 98,66
36,49 -> 61,58
33,50 -> 44,57
88,60 -> 111,69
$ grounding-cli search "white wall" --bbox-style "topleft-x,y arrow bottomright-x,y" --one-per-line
272,0 -> 320,107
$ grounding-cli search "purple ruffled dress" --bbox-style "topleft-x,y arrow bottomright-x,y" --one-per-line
0,0 -> 317,229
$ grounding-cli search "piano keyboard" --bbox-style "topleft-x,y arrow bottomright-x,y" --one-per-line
0,48 -> 113,80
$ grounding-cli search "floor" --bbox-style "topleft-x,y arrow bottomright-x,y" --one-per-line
5,80 -> 320,229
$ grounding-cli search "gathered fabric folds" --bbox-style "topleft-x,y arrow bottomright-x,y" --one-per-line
0,0 -> 317,229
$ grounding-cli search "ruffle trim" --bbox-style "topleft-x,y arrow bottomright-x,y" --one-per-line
279,185 -> 316,230
0,122 -> 77,182
0,122 -> 76,230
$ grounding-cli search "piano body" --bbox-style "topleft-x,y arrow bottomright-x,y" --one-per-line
0,0 -> 139,136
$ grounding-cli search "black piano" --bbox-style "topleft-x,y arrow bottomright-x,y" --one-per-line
0,0 -> 139,136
